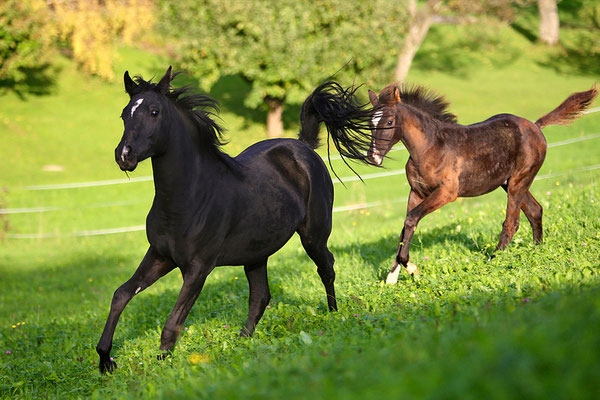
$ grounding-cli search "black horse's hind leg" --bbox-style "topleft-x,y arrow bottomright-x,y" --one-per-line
97,247 -> 174,373
159,262 -> 213,355
240,259 -> 271,337
299,233 -> 337,312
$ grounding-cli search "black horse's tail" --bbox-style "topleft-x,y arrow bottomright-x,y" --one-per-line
299,81 -> 374,168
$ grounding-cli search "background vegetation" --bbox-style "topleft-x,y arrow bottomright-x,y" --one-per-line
1,0 -> 599,398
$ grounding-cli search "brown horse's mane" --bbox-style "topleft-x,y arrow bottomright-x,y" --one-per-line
379,83 -> 457,124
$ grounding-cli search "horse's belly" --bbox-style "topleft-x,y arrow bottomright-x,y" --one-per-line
459,168 -> 510,196
216,226 -> 299,266
216,199 -> 306,266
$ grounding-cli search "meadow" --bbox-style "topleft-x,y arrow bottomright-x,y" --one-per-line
1,25 -> 600,398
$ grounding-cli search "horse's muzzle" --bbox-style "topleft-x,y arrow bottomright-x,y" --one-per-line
368,148 -> 384,166
115,144 -> 138,171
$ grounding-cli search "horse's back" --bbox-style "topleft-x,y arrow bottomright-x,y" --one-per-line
443,114 -> 546,196
237,138 -> 334,229
236,138 -> 333,197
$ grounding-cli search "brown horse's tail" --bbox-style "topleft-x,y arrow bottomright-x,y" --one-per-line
535,85 -> 598,129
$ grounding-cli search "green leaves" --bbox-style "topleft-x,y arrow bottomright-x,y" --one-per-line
0,0 -> 51,83
299,331 -> 313,345
160,0 -> 408,108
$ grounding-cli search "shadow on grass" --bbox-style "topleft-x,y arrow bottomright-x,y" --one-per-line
538,44 -> 600,76
331,225 -> 496,280
172,73 -> 302,134
0,64 -> 58,99
0,220 -> 540,375
510,22 -> 538,43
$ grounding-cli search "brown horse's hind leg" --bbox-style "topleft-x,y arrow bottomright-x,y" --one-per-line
97,247 -> 174,373
496,179 -> 534,251
521,191 -> 543,244
240,259 -> 271,337
502,185 -> 543,245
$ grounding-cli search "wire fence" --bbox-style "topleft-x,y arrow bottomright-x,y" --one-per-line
3,131 -> 600,239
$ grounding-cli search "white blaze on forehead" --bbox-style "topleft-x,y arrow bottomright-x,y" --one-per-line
371,111 -> 383,128
130,98 -> 144,117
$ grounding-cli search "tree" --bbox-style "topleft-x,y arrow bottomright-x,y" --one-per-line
0,0 -> 156,84
159,0 -> 409,137
394,0 -> 532,83
0,0 -> 51,83
48,0 -> 156,80
394,0 -> 443,83
537,0 -> 559,45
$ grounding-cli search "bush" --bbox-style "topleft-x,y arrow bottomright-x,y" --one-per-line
0,0 -> 51,84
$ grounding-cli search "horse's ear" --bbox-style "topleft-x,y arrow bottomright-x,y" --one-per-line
157,66 -> 173,94
393,86 -> 402,103
368,90 -> 379,107
124,71 -> 136,96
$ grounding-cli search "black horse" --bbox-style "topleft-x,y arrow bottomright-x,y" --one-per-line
96,67 -> 371,373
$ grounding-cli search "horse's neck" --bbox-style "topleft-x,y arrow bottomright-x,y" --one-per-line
151,119 -> 224,206
397,107 -> 436,160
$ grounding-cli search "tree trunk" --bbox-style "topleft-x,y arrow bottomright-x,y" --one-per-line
538,0 -> 559,45
394,0 -> 443,83
266,97 -> 284,138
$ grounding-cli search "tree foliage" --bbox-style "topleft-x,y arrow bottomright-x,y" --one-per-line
158,0 -> 408,134
0,0 -> 51,83
394,0 -> 536,82
47,0 -> 156,80
0,0 -> 155,84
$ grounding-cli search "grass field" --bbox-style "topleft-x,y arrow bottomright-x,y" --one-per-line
1,21 -> 600,398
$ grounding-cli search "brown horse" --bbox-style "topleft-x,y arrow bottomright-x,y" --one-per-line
367,83 -> 597,283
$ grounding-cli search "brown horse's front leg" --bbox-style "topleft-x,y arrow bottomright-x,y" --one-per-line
386,190 -> 421,283
387,185 -> 457,284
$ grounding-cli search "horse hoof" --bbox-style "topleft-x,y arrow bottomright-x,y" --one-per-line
99,359 -> 117,374
405,262 -> 419,276
157,352 -> 169,361
239,328 -> 253,338
386,268 -> 400,285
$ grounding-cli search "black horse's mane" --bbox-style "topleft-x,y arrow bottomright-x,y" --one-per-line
131,73 -> 228,151
381,83 -> 457,124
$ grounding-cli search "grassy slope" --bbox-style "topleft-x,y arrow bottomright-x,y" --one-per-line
1,17 -> 600,400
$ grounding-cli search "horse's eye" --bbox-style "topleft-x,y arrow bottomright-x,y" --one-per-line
387,120 -> 393,125
151,110 -> 159,117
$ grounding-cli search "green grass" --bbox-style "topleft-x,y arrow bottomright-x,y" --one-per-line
1,20 -> 600,399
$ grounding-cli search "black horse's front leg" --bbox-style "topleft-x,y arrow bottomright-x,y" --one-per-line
96,247 -> 173,374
